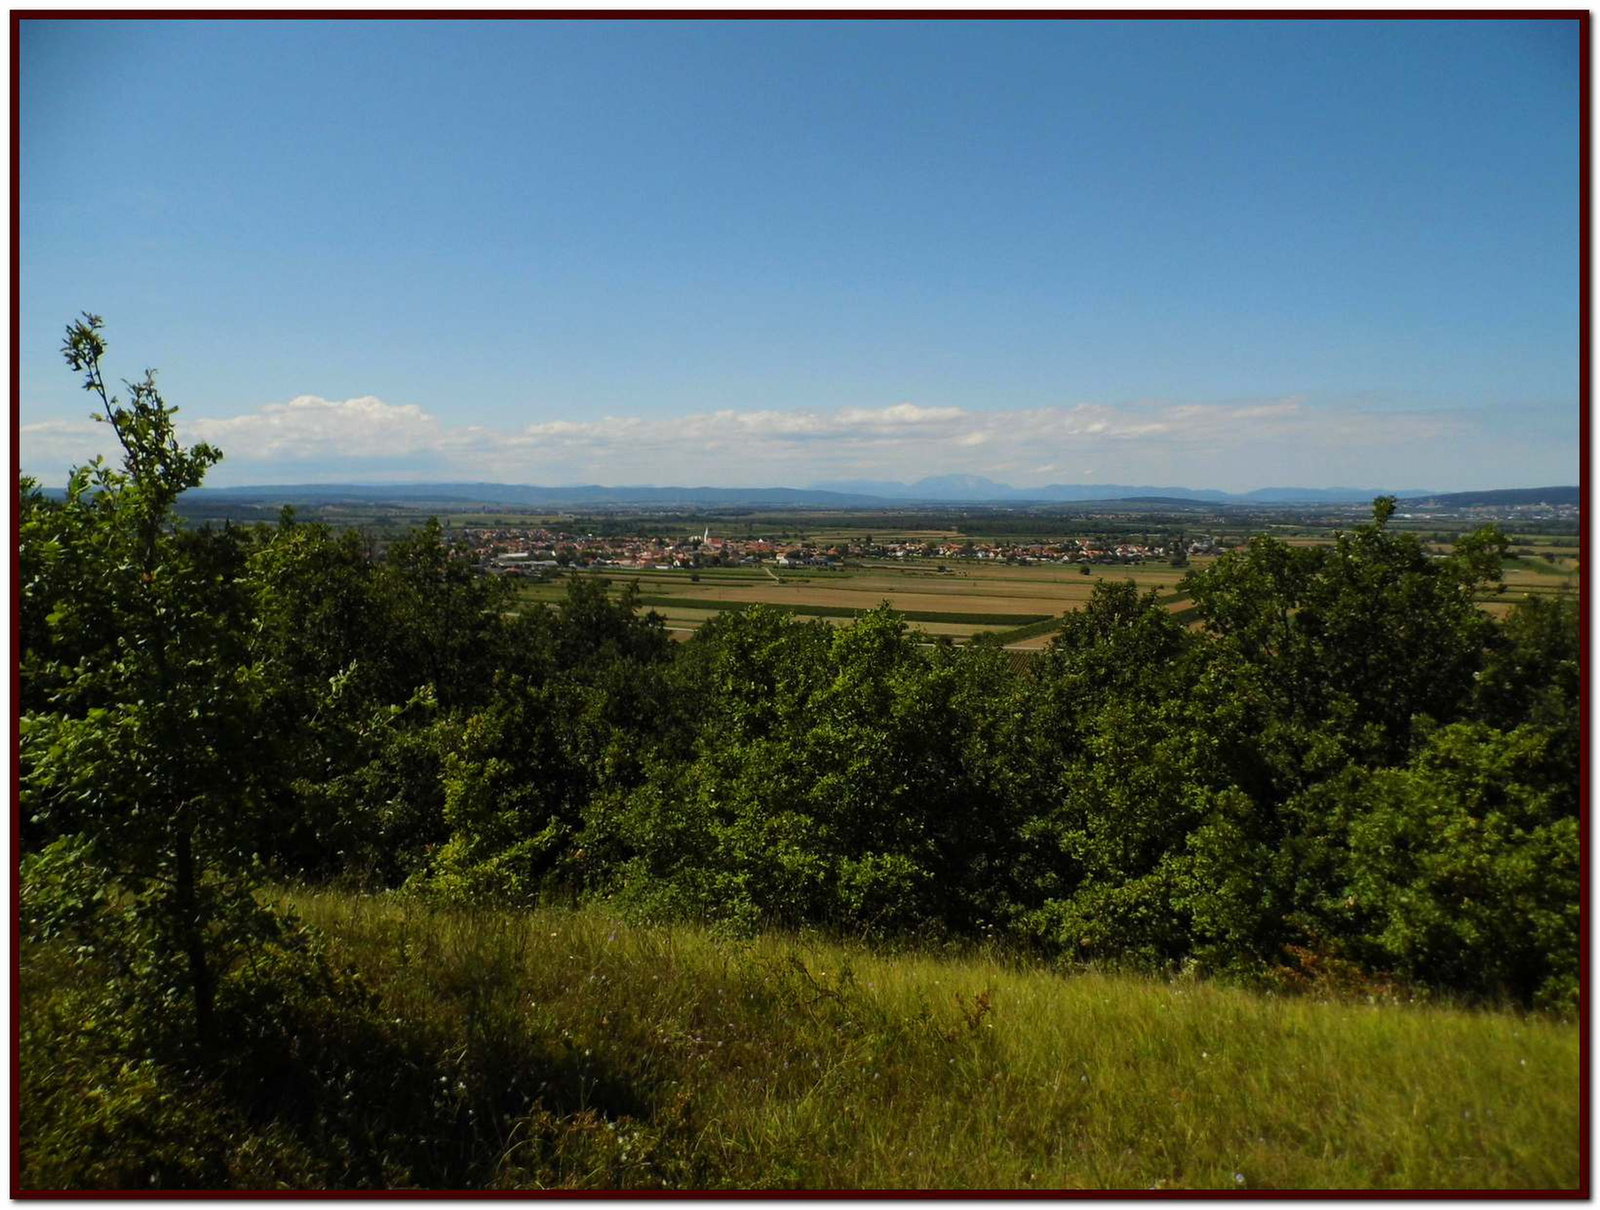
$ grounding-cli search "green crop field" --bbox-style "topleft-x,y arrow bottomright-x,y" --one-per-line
1501,555 -> 1580,579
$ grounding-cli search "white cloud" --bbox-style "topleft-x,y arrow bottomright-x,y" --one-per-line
835,403 -> 964,428
21,418 -> 104,440
186,395 -> 441,460
16,389 -> 1506,490
18,418 -> 122,472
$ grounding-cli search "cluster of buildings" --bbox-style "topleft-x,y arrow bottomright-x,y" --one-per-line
461,526 -> 788,575
908,537 -> 1221,564
458,525 -> 1221,577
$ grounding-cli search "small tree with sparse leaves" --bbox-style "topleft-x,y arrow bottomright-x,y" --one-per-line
20,314 -> 269,1058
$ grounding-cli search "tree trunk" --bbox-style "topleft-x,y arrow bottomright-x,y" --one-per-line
174,828 -> 216,1056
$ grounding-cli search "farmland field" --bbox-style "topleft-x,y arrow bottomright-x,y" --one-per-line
1483,554 -> 1580,609
516,559 -> 1210,646
513,537 -> 1576,647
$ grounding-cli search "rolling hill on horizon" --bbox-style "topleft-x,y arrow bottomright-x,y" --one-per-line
809,476 -> 1443,504
96,478 -> 1583,513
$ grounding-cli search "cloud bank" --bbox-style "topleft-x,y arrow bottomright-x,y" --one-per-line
20,391 -> 1540,492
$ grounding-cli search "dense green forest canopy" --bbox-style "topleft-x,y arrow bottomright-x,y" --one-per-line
16,316 -> 1582,1188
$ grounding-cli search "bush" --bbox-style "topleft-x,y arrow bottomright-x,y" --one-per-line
1341,724 -> 1578,1009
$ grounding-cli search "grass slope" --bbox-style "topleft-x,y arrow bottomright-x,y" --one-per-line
21,892 -> 1579,1190
282,895 -> 1574,1191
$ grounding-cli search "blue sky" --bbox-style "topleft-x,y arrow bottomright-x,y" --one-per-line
19,18 -> 1579,490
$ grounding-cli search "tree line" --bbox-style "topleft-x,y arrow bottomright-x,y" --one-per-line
21,318 -> 1580,1096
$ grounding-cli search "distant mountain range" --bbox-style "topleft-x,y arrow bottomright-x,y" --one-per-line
150,479 -> 1580,512
1403,486 -> 1579,509
809,476 -> 1439,504
176,482 -> 895,509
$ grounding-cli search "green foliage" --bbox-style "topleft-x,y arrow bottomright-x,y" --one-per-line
1473,592 -> 1580,812
1323,723 -> 1577,1009
290,688 -> 461,887
590,607 -> 1032,937
415,575 -> 674,906
21,315 -> 267,1054
1183,500 -> 1506,767
1018,583 -> 1213,954
422,682 -> 581,904
377,518 -> 517,709
246,515 -> 410,880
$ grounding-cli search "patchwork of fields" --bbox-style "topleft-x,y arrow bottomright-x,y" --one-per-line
519,558 -> 1207,646
515,540 -> 1579,648
1475,547 -> 1582,619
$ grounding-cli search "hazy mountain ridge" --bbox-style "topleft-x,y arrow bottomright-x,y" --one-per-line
168,482 -> 893,509
1405,486 -> 1579,508
810,477 -> 1438,504
52,479 -> 1576,511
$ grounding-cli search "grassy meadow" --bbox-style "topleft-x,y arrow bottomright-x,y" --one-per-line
27,890 -> 1574,1192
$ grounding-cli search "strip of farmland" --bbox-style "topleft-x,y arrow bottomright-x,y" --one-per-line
632,596 -> 1051,626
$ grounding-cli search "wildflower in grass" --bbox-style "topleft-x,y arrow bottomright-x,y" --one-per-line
1234,1173 -> 1246,1185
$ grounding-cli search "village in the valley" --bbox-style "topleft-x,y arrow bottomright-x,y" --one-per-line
460,525 -> 1225,576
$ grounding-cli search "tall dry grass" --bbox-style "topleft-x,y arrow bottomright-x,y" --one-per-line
275,891 -> 1579,1191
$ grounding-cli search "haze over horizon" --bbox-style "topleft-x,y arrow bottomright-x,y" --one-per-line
20,19 -> 1578,494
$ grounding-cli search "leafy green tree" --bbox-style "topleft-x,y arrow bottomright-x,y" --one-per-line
250,510 -> 384,698
594,606 -> 1030,935
250,513 -> 594,886
20,315 -> 264,1053
1019,583 -> 1217,963
1183,497 -> 1507,769
1288,722 -> 1577,1008
421,676 -> 581,903
420,575 -> 673,904
376,518 -> 514,710
245,511 -> 397,877
1473,592 -> 1580,813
